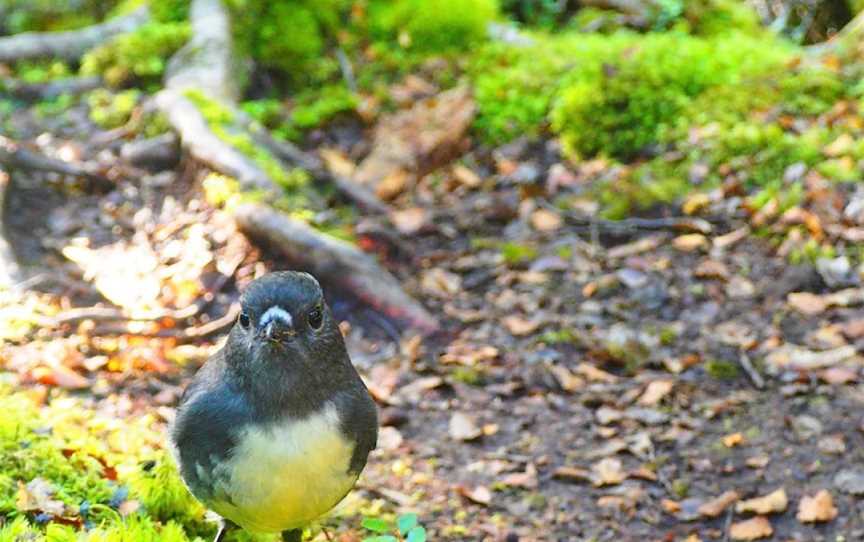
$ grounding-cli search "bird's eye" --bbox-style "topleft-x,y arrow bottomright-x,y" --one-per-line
307,306 -> 323,330
238,312 -> 250,328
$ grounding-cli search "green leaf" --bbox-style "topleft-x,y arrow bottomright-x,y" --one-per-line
362,537 -> 398,542
361,517 -> 391,533
397,513 -> 419,535
406,526 -> 427,542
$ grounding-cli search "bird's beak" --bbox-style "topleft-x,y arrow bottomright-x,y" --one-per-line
262,319 -> 296,342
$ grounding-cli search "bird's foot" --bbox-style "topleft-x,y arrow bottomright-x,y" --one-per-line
282,529 -> 302,542
214,518 -> 236,542
321,526 -> 334,542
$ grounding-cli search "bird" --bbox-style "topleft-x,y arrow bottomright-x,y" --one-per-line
170,271 -> 378,542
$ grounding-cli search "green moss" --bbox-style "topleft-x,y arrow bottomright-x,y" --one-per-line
127,453 -> 204,524
471,32 -> 639,144
185,89 -> 311,206
11,60 -> 71,83
705,359 -> 740,379
500,242 -> 538,266
241,85 -> 358,142
551,32 -> 790,160
87,89 -> 140,128
371,0 -> 499,52
451,367 -> 485,386
80,22 -> 191,87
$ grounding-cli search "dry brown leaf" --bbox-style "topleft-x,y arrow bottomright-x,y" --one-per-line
16,478 -> 68,517
530,209 -> 563,232
694,259 -> 730,281
390,207 -> 429,235
547,365 -> 584,392
765,344 -> 857,371
714,227 -> 750,249
592,457 -> 625,487
457,484 -> 491,506
788,292 -> 828,315
661,499 -> 681,514
440,343 -> 499,366
452,164 -> 481,187
575,363 -> 618,383
797,490 -> 838,523
736,488 -> 788,515
638,379 -> 674,406
683,193 -> 710,215
30,365 -> 89,389
376,169 -> 411,200
501,463 -> 538,489
729,517 -> 773,541
502,315 -> 540,336
420,268 -> 461,298
698,490 -> 740,518
722,433 -> 745,448
673,234 -> 709,252
553,467 -> 592,483
449,412 -> 482,441
319,147 -> 356,178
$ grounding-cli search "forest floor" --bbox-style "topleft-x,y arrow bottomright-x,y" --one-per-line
3,75 -> 864,542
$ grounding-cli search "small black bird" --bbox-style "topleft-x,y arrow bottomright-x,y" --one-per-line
171,271 -> 378,542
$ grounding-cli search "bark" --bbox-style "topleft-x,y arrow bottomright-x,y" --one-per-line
0,76 -> 102,101
158,0 -> 434,334
807,8 -> 864,54
0,136 -> 112,189
235,203 -> 439,335
0,6 -> 149,63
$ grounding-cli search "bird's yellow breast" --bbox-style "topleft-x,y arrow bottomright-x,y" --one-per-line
206,403 -> 357,533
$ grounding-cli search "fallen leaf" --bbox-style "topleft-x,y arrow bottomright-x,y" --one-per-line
797,490 -> 838,523
683,193 -> 711,215
449,412 -> 482,441
575,363 -> 618,383
530,209 -> 563,232
420,268 -> 461,298
765,344 -> 857,371
501,463 -> 538,489
722,433 -> 745,448
547,364 -> 584,392
502,315 -> 540,336
673,234 -> 709,252
553,467 -> 591,483
440,343 -> 498,366
661,499 -> 681,514
452,165 -> 482,188
638,379 -> 674,406
30,365 -> 89,389
376,169 -> 411,200
457,485 -> 491,506
694,259 -> 730,281
729,517 -> 773,541
390,207 -> 429,235
788,292 -> 828,315
17,478 -> 67,517
592,457 -> 625,487
736,488 -> 788,515
698,490 -> 739,518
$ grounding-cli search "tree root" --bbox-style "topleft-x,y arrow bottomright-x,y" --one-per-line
0,76 -> 102,101
0,6 -> 150,63
153,0 -> 432,333
0,136 -> 113,190
235,203 -> 439,335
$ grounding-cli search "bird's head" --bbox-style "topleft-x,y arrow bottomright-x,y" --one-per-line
230,271 -> 342,365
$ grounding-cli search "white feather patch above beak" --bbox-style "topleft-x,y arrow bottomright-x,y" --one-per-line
259,306 -> 293,328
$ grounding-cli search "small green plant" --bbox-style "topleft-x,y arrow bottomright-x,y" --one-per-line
705,358 -> 740,379
87,88 -> 140,128
500,242 -> 538,266
370,0 -> 498,52
80,22 -> 191,87
361,513 -> 427,542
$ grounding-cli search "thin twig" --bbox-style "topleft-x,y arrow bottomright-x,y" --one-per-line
738,351 -> 765,390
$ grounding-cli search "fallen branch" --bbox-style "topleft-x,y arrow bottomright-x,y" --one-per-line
90,303 -> 241,343
0,6 -> 150,63
235,203 -> 439,335
738,352 -> 765,390
0,136 -> 112,189
0,76 -> 102,101
562,214 -> 713,235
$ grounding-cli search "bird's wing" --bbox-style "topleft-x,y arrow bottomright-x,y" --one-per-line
335,380 -> 378,476
171,351 -> 253,503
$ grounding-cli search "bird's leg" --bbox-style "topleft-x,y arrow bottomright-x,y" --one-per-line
321,526 -> 334,542
282,529 -> 303,542
214,518 -> 235,542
